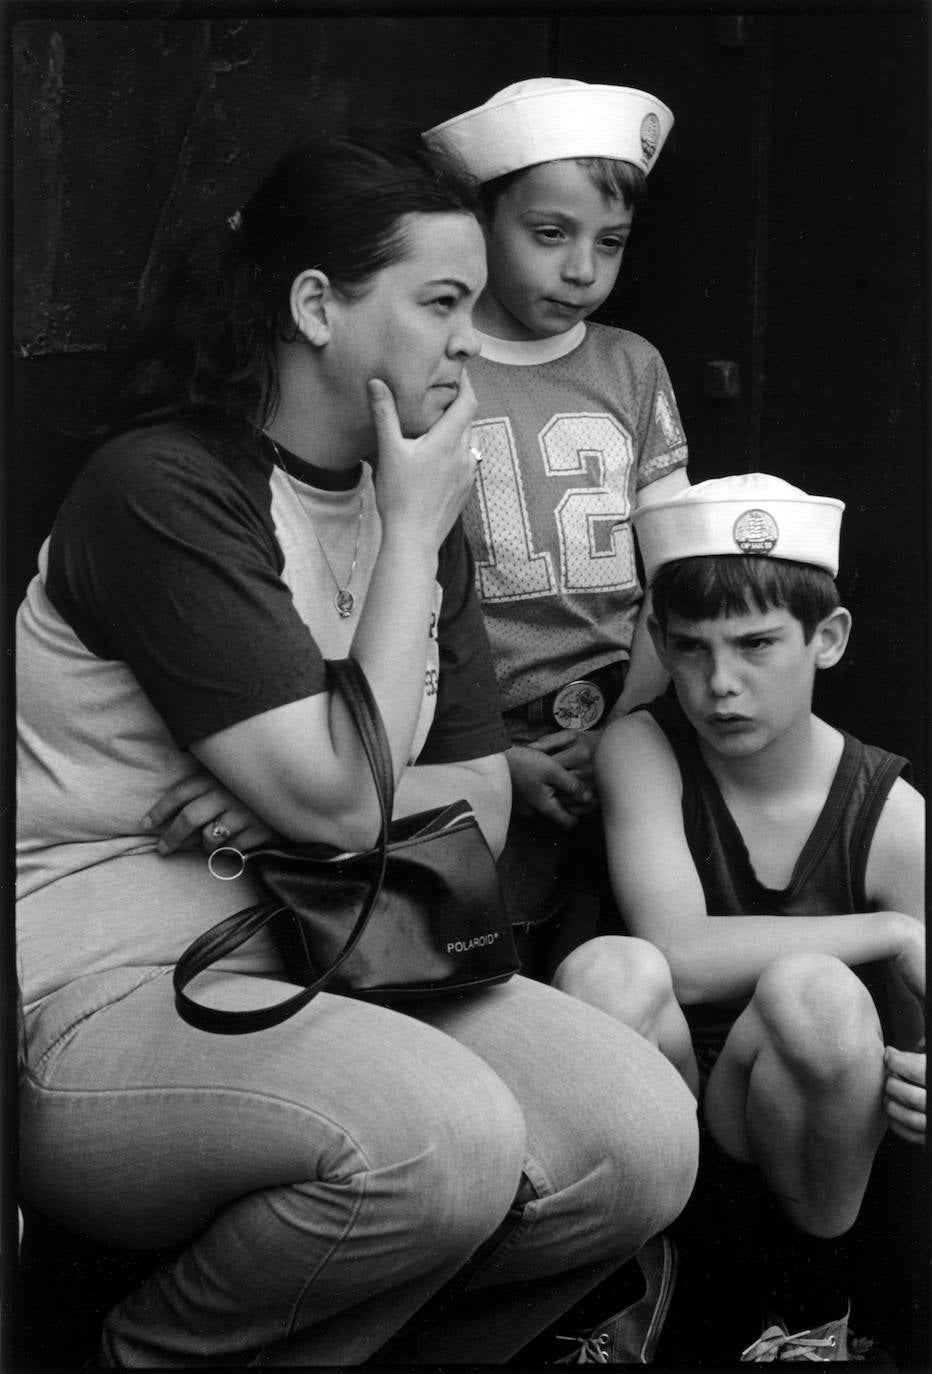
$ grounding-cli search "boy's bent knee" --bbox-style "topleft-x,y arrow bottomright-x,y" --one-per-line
752,953 -> 882,1080
553,936 -> 675,1023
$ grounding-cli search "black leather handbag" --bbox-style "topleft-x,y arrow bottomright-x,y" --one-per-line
174,657 -> 519,1033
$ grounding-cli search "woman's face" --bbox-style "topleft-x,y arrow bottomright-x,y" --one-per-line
326,212 -> 486,439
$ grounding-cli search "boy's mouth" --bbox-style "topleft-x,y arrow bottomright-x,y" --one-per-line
545,298 -> 587,313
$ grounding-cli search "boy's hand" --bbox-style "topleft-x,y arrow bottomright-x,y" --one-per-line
890,923 -> 925,1003
883,1045 -> 926,1145
507,744 -> 594,829
528,728 -> 601,793
142,771 -> 280,856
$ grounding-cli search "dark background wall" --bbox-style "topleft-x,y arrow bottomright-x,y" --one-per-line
11,4 -> 927,780
7,6 -> 928,1368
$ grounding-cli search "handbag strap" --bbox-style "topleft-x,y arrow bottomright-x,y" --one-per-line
173,657 -> 394,1033
328,657 -> 395,823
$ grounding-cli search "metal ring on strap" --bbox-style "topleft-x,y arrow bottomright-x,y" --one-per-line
207,846 -> 247,881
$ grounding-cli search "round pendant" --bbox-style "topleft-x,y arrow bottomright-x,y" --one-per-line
334,589 -> 355,618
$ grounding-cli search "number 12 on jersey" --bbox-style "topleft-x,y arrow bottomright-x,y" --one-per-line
463,413 -> 639,604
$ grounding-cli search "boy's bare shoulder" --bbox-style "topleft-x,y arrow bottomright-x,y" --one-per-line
601,706 -> 670,751
875,773 -> 925,844
597,708 -> 683,799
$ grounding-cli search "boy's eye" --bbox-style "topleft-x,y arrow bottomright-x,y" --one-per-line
599,236 -> 627,253
533,226 -> 565,243
743,638 -> 774,652
429,296 -> 457,313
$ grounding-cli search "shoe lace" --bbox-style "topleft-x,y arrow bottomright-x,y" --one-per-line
740,1324 -> 840,1362
554,1332 -> 612,1364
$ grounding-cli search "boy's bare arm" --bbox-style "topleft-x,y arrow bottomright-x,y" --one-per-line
596,713 -> 926,1006
865,777 -> 926,1048
610,591 -> 669,717
610,469 -> 690,720
864,776 -> 925,923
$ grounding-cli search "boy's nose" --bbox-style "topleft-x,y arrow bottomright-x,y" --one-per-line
562,244 -> 597,286
708,654 -> 740,696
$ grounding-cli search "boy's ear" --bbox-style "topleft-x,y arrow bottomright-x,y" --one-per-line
647,613 -> 670,668
813,606 -> 852,669
290,269 -> 333,346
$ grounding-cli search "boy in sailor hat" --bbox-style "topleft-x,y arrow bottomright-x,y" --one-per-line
426,78 -> 694,1363
424,77 -> 689,974
580,473 -> 925,1361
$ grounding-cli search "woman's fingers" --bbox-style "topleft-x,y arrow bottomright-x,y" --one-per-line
155,789 -> 228,854
152,792 -> 266,856
368,372 -> 479,542
366,378 -> 403,448
200,813 -> 275,855
141,771 -> 217,832
433,369 -> 478,445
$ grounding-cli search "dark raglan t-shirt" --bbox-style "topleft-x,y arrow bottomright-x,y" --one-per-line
17,422 -> 508,1005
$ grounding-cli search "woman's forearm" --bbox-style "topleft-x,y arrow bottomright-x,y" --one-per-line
394,758 -> 511,858
347,524 -> 444,782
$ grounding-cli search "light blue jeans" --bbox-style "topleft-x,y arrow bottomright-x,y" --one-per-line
20,967 -> 698,1366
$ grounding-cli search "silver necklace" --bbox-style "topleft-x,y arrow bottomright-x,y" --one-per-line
266,434 -> 365,618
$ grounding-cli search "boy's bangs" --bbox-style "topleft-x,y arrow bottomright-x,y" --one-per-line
651,555 -> 839,639
577,157 -> 647,210
480,156 -> 647,219
655,556 -> 773,622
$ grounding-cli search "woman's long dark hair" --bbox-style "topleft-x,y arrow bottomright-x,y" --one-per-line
101,131 -> 478,438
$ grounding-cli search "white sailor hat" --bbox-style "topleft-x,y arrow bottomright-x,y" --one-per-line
423,77 -> 674,184
632,474 -> 845,583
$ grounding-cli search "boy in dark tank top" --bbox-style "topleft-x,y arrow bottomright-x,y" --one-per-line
562,473 -> 925,1363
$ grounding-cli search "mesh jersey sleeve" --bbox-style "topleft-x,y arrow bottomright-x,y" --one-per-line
419,518 -> 510,765
616,332 -> 688,491
45,427 -> 327,748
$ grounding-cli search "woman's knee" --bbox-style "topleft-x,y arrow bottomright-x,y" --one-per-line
582,1035 -> 699,1247
752,953 -> 883,1083
627,1067 -> 699,1236
392,1075 -> 528,1249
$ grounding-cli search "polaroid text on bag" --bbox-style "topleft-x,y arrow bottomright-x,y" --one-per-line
447,932 -> 501,954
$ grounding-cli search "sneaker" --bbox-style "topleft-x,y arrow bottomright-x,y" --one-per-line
554,1232 -> 678,1364
741,1309 -> 870,1362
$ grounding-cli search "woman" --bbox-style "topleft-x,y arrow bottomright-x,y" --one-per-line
16,131 -> 697,1365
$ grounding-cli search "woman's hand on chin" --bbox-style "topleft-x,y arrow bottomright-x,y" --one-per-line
367,374 -> 478,546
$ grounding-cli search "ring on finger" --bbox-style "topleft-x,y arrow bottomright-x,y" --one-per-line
211,819 -> 231,842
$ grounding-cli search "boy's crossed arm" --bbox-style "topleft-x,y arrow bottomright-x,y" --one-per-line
596,711 -> 925,1143
595,713 -> 925,1012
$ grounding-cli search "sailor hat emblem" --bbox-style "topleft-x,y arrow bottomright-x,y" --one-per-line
732,508 -> 780,556
640,112 -> 661,162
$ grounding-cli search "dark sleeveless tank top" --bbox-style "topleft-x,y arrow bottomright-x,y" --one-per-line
642,695 -> 907,1040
